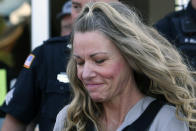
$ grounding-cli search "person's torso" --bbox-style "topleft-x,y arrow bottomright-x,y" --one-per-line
37,36 -> 72,131
156,6 -> 196,69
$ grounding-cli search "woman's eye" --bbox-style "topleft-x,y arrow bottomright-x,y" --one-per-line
75,60 -> 84,66
77,62 -> 84,65
95,59 -> 105,64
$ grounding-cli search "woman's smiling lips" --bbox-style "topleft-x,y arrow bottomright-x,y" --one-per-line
84,83 -> 104,91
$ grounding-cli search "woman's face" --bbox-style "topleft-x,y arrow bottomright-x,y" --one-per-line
191,0 -> 196,9
73,31 -> 133,102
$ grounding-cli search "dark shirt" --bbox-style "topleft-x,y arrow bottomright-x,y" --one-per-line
0,36 -> 72,131
154,2 -> 196,69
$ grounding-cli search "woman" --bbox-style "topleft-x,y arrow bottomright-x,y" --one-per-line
54,2 -> 196,131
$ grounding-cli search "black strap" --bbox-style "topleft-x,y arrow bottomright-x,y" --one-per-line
122,99 -> 165,131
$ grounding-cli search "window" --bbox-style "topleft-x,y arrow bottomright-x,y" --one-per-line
175,0 -> 190,11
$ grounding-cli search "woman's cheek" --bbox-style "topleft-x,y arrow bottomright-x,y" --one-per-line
100,62 -> 123,79
77,67 -> 82,80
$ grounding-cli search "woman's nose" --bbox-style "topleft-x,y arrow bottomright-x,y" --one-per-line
82,62 -> 96,80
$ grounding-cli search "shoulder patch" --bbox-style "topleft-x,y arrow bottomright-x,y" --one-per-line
24,54 -> 35,69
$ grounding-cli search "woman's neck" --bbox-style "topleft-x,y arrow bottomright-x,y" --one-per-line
100,84 -> 145,131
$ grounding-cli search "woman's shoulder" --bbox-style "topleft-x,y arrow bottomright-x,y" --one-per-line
58,105 -> 69,118
150,104 -> 189,131
53,105 -> 69,131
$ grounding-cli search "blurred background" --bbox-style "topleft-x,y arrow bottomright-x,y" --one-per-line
0,0 -> 190,129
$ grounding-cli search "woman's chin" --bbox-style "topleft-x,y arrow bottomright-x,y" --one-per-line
90,95 -> 105,102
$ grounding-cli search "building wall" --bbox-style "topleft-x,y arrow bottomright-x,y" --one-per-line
148,0 -> 175,25
121,0 -> 175,25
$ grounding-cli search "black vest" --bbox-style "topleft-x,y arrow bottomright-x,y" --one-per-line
122,100 -> 165,131
85,100 -> 165,131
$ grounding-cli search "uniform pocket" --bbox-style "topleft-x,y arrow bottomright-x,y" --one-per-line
40,80 -> 72,120
46,80 -> 70,94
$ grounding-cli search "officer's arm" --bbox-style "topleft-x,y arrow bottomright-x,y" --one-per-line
1,114 -> 26,131
0,45 -> 43,130
154,14 -> 174,42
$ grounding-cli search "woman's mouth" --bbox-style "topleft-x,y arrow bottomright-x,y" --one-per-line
85,83 -> 104,91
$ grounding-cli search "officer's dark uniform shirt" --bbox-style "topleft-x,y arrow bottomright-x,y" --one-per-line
154,2 -> 196,69
0,36 -> 71,131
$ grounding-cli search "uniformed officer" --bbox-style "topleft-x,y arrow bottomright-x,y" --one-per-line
0,1 -> 72,131
154,0 -> 196,70
0,36 -> 71,131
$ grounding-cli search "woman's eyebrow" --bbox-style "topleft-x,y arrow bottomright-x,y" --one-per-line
90,52 -> 108,58
73,52 -> 108,59
73,54 -> 81,59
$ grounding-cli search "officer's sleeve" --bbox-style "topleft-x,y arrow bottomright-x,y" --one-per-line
0,45 -> 44,125
154,14 -> 174,42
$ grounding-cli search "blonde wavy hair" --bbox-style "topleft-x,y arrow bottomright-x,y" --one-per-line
64,2 -> 196,131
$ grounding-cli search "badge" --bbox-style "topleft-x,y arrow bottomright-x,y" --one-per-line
57,72 -> 69,83
67,43 -> 72,49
